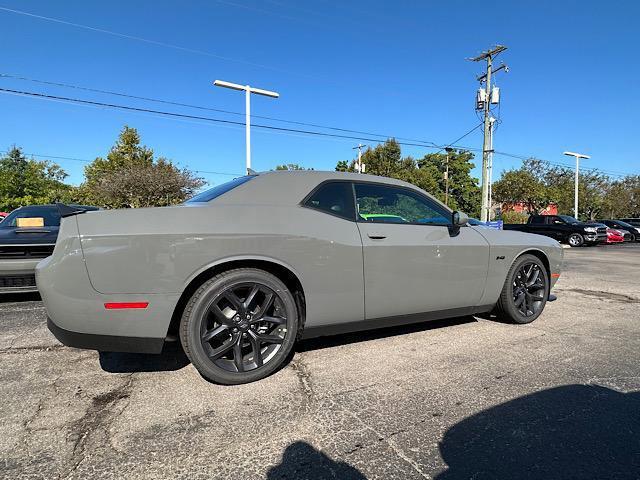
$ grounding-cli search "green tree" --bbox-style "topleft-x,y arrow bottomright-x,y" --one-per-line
333,139 -> 480,215
80,126 -> 205,208
493,160 -> 551,215
417,150 -> 481,217
274,163 -> 311,170
0,146 -> 72,211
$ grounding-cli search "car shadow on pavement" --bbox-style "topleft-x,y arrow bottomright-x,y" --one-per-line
296,315 -> 477,353
0,292 -> 41,303
98,341 -> 190,373
436,384 -> 640,480
266,441 -> 367,480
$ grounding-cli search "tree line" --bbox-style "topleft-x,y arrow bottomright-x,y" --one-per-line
492,158 -> 640,221
0,126 -> 204,212
1,129 -> 637,221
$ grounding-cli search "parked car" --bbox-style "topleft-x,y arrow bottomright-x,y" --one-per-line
0,212 -> 8,222
0,204 -> 97,293
619,218 -> 640,229
604,228 -> 625,244
38,171 -> 563,385
595,219 -> 640,242
504,215 -> 607,247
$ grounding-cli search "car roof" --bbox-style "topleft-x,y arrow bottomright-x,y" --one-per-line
214,170 -> 448,209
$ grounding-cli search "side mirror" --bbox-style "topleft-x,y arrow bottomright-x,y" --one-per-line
452,211 -> 469,226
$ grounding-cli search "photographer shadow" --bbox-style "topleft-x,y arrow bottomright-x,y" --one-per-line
267,441 -> 367,480
436,384 -> 640,479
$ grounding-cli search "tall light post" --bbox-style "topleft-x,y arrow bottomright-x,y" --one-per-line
563,151 -> 590,219
213,80 -> 279,174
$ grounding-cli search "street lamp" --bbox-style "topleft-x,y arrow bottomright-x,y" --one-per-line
213,79 -> 279,174
563,151 -> 590,219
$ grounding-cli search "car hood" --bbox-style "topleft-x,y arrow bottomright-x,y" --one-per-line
0,226 -> 59,245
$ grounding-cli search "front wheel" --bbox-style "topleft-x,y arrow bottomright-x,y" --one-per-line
180,268 -> 299,385
495,254 -> 549,324
567,233 -> 584,247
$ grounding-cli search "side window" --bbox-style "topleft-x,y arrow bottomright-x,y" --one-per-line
530,216 -> 544,225
552,217 -> 564,225
354,183 -> 450,225
303,182 -> 355,220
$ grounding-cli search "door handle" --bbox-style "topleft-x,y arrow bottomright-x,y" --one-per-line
367,233 -> 387,240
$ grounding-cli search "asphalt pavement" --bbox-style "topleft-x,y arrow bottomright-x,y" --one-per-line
1,243 -> 639,479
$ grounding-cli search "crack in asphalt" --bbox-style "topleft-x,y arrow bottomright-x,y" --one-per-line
556,288 -> 640,303
0,344 -> 66,355
290,355 -> 314,402
57,374 -> 135,480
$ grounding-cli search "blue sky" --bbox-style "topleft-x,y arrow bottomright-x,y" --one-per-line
1,0 -> 639,187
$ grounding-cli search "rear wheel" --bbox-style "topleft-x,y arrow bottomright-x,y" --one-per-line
180,268 -> 298,385
495,254 -> 549,324
567,233 -> 584,247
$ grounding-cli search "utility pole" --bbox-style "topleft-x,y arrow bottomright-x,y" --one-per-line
469,45 -> 508,221
563,151 -> 590,219
487,117 -> 496,219
213,79 -> 279,174
444,146 -> 454,206
353,144 -> 366,173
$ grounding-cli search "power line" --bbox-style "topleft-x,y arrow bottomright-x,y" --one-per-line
0,73 -> 442,146
1,86 -> 636,179
0,87 -> 447,149
0,6 -> 287,74
0,150 -> 242,177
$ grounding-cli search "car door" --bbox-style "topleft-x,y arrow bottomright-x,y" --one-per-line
354,182 -> 490,320
547,216 -> 569,241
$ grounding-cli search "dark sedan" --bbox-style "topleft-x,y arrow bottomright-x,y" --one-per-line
0,204 -> 97,293
594,219 -> 639,242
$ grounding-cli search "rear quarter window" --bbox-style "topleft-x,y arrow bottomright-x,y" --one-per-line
186,175 -> 254,203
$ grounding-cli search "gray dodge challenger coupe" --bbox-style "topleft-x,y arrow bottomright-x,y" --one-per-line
37,171 -> 563,384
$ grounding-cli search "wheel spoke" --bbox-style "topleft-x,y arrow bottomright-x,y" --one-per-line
223,291 -> 243,313
514,292 -> 525,307
210,304 -> 232,325
250,315 -> 286,325
530,294 -> 545,301
526,268 -> 540,287
248,332 -> 263,367
202,324 -> 228,342
255,333 -> 284,344
233,338 -> 244,372
208,337 -> 236,360
244,284 -> 261,312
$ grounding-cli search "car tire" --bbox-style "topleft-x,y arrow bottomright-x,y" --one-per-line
567,233 -> 584,247
629,234 -> 636,243
179,268 -> 299,385
495,254 -> 549,325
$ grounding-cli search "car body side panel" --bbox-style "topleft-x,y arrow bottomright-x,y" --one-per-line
472,228 -> 563,306
76,204 -> 365,328
357,223 -> 490,319
35,217 -> 180,341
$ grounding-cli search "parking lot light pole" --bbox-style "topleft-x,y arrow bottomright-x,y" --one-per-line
213,80 -> 279,174
563,151 -> 590,220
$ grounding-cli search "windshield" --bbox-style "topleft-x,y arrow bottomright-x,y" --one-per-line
186,176 -> 254,203
558,215 -> 579,224
611,220 -> 635,229
1,207 -> 60,227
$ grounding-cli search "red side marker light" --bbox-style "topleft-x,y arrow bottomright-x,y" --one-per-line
551,273 -> 561,278
104,302 -> 149,310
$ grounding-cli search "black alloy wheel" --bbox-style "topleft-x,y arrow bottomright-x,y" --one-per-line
496,254 -> 549,324
180,268 -> 299,384
201,282 -> 286,373
512,263 -> 546,318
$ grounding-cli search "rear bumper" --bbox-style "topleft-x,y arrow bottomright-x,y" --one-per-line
47,316 -> 164,353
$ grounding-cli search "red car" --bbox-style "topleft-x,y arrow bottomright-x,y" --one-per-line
0,212 -> 8,222
603,228 -> 625,244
